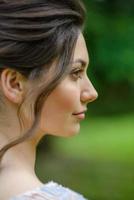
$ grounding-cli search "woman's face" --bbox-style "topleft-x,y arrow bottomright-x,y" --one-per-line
39,33 -> 98,137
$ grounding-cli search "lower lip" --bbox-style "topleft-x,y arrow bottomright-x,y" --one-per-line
73,113 -> 85,120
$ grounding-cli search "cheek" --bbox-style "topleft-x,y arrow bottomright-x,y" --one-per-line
59,81 -> 81,111
55,86 -> 79,113
44,82 -> 79,116
39,81 -> 80,136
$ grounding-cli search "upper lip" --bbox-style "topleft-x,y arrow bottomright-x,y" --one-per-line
73,109 -> 87,115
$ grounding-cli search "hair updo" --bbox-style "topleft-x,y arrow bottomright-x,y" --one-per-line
0,0 -> 86,162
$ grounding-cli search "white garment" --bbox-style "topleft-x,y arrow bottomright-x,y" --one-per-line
10,181 -> 88,200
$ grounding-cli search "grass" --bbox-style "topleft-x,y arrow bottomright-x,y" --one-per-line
53,113 -> 134,162
36,113 -> 134,200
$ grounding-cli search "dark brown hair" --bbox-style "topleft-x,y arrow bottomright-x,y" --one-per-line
0,0 -> 86,162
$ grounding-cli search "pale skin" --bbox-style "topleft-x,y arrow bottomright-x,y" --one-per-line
0,33 -> 98,199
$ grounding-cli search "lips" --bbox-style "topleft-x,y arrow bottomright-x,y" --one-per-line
73,110 -> 87,120
73,109 -> 87,115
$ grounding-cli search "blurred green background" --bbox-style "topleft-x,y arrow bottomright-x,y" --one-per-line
36,0 -> 134,200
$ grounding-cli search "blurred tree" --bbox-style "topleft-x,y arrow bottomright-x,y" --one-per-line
82,0 -> 134,115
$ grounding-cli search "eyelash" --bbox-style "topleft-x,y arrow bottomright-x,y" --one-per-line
71,68 -> 84,80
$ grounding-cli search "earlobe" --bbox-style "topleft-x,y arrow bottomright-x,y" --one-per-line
0,69 -> 24,104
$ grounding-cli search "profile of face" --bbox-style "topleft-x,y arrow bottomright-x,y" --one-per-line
39,33 -> 98,137
0,33 -> 98,140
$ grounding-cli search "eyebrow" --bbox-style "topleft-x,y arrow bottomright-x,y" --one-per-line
72,58 -> 89,68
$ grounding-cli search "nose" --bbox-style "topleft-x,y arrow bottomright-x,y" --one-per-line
80,77 -> 98,104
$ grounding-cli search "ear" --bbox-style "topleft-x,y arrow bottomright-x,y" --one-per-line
0,68 -> 26,104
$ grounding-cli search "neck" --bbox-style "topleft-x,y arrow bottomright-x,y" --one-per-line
0,139 -> 44,200
0,140 -> 37,174
0,114 -> 42,174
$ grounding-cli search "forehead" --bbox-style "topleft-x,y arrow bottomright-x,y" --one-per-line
73,33 -> 89,65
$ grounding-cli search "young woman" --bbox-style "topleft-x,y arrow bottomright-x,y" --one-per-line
0,0 -> 98,199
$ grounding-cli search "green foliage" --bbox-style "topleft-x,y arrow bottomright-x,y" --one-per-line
81,0 -> 134,114
84,1 -> 134,83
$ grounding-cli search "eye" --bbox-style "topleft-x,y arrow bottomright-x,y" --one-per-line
71,68 -> 84,80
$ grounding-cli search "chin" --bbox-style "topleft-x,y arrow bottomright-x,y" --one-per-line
45,124 -> 80,138
62,126 -> 80,138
